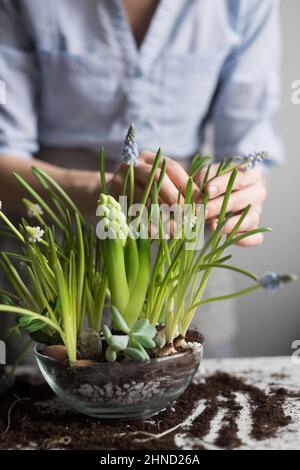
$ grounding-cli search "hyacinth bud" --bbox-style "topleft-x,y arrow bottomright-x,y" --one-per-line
101,206 -> 110,218
119,211 -> 126,225
99,193 -> 107,205
97,193 -> 129,246
122,123 -> 139,166
109,220 -> 120,233
259,272 -> 298,292
109,207 -> 118,221
107,194 -> 121,210
233,151 -> 269,171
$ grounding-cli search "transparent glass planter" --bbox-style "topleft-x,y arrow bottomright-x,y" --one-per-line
35,343 -> 203,419
0,367 -> 14,396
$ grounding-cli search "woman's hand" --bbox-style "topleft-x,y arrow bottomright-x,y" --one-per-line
196,164 -> 268,247
107,150 -> 190,206
107,153 -> 267,247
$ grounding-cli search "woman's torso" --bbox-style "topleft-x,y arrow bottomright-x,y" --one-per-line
17,0 -> 240,163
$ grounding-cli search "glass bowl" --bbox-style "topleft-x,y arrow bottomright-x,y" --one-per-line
0,367 -> 15,396
34,343 -> 203,419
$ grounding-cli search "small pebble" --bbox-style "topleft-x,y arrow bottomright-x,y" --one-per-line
78,328 -> 102,360
42,345 -> 68,361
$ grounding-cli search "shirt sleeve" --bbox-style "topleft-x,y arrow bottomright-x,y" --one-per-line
211,0 -> 283,168
0,0 -> 39,158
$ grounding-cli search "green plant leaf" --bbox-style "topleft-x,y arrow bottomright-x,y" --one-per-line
0,305 -> 64,339
134,342 -> 150,361
105,346 -> 117,362
189,155 -> 212,178
184,177 -> 194,204
29,330 -> 61,345
102,325 -> 112,344
125,237 -> 139,293
110,335 -> 129,351
31,166 -> 84,222
132,334 -> 156,349
103,238 -> 130,315
4,324 -> 22,340
13,172 -> 65,231
99,146 -> 107,194
123,238 -> 151,328
109,306 -> 130,334
132,319 -> 156,338
0,290 -> 17,305
17,315 -> 47,333
124,346 -> 147,362
158,304 -> 167,323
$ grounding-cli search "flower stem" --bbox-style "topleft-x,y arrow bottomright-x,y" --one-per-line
186,284 -> 261,315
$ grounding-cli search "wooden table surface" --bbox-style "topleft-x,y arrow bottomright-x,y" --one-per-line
10,356 -> 300,450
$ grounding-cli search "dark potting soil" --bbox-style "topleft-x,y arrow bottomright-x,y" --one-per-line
0,369 -> 298,450
188,372 -> 296,448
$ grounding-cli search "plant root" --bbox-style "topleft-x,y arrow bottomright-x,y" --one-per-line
174,335 -> 187,349
5,395 -> 30,433
129,423 -> 183,443
42,436 -> 72,449
157,343 -> 177,357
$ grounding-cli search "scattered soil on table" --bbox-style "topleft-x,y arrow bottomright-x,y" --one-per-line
188,372 -> 298,448
270,372 -> 288,380
0,369 -> 298,450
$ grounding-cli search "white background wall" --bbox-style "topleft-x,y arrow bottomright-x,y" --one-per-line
233,0 -> 300,356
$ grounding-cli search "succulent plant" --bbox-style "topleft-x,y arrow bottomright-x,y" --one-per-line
103,307 -> 156,363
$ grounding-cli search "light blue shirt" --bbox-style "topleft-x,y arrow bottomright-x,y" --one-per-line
0,0 -> 282,165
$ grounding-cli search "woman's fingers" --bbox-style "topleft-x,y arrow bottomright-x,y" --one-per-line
205,183 -> 267,220
133,184 -> 151,205
118,158 -> 185,206
134,162 -> 184,206
140,150 -> 194,196
234,232 -> 264,247
206,168 -> 263,199
211,207 -> 262,234
210,215 -> 264,247
199,163 -> 267,249
210,206 -> 264,247
194,163 -> 219,187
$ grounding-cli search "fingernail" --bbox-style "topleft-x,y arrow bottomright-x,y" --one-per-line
208,185 -> 218,197
205,208 -> 210,218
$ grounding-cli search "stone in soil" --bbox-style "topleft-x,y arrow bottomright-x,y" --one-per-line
42,345 -> 67,361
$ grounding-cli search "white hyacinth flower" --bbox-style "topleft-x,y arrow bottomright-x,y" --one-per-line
97,193 -> 129,246
25,226 -> 44,243
27,203 -> 44,218
184,213 -> 197,229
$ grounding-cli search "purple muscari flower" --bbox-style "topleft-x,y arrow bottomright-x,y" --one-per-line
233,151 -> 268,171
259,272 -> 282,291
259,272 -> 297,292
122,123 -> 139,166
